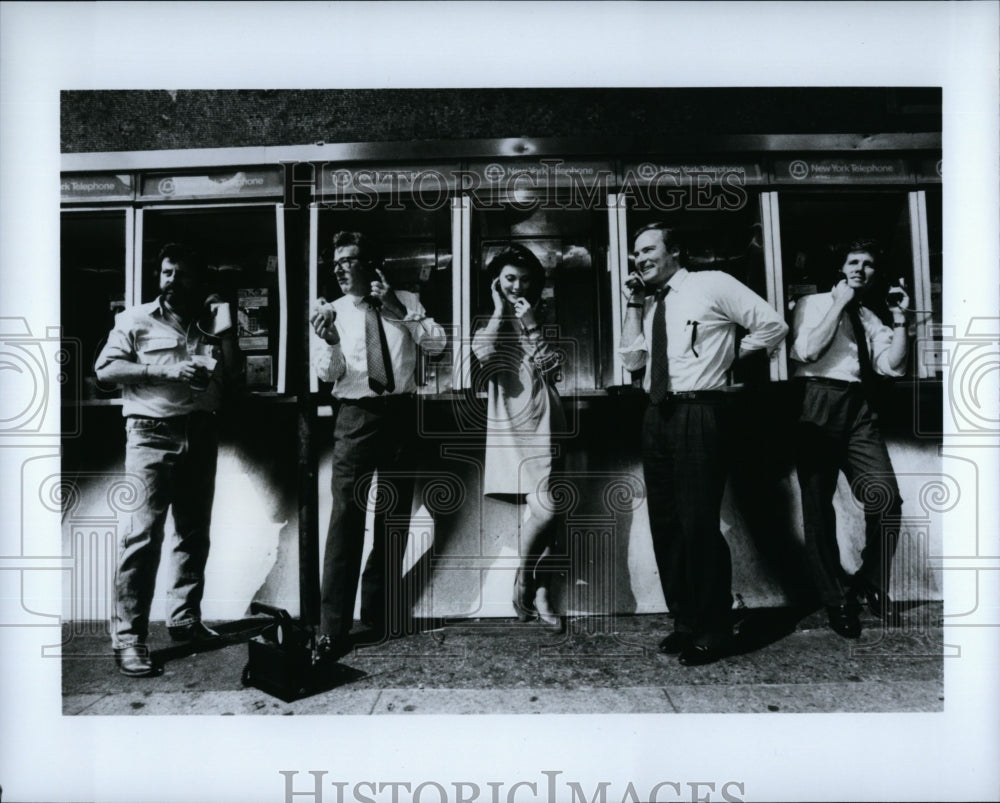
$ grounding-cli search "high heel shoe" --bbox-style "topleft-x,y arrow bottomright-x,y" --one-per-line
533,585 -> 563,632
513,570 -> 537,622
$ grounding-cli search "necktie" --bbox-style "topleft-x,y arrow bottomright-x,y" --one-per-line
365,299 -> 395,394
846,303 -> 875,386
648,287 -> 670,404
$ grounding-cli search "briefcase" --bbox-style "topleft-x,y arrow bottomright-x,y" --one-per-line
241,603 -> 315,702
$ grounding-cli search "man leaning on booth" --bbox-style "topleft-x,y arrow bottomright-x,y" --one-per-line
789,238 -> 912,639
620,222 -> 788,667
310,231 -> 447,664
96,243 -> 244,677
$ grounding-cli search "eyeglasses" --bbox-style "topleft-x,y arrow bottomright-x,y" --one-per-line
332,256 -> 363,270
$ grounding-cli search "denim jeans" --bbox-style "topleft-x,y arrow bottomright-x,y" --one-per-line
112,412 -> 218,648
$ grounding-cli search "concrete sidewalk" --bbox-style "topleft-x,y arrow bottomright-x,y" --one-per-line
62,603 -> 943,715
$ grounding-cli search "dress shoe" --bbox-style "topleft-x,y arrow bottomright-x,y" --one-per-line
313,634 -> 352,665
167,621 -> 220,643
852,578 -> 896,622
826,604 -> 861,639
658,632 -> 694,655
114,644 -> 155,677
677,643 -> 728,667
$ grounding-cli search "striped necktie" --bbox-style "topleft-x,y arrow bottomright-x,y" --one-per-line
649,287 -> 670,404
364,299 -> 395,394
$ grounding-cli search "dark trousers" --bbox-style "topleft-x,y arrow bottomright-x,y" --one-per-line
795,381 -> 902,606
320,396 -> 416,640
641,399 -> 734,646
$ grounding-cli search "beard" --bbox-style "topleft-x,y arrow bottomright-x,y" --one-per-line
162,286 -> 201,317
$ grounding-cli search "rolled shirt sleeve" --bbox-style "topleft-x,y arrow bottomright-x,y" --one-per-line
866,308 -> 906,378
618,332 -> 648,372
384,293 -> 447,357
94,301 -> 226,416
789,293 -> 906,381
788,294 -> 820,364
95,317 -> 136,372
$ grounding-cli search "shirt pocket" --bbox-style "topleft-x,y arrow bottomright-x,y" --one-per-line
136,335 -> 184,366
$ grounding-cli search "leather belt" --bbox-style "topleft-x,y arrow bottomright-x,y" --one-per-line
127,411 -> 216,422
653,390 -> 732,402
797,376 -> 862,389
339,393 -> 415,410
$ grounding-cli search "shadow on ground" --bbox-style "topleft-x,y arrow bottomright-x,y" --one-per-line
62,603 -> 944,715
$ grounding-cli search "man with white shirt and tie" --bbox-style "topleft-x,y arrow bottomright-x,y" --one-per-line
310,231 -> 447,662
789,239 -> 911,639
620,222 -> 788,666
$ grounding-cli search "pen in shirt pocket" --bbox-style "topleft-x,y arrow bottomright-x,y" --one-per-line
687,320 -> 699,357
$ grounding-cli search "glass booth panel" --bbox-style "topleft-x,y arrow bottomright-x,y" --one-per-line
924,189 -> 943,375
314,203 -> 454,395
777,191 -> 916,375
471,204 -> 611,394
60,209 -> 128,402
140,205 -> 282,392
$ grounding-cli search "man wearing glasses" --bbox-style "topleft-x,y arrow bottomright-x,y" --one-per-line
310,231 -> 447,663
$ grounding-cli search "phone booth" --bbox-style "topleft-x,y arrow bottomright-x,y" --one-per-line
304,163 -> 462,624
308,163 -> 458,396
615,158 -> 777,385
915,157 -> 943,379
59,164 -> 299,637
771,154 -> 935,379
458,159 -> 636,620
464,160 -> 616,395
608,158 -> 803,607
58,177 -> 136,641
769,153 -> 943,603
136,168 -> 289,393
60,176 -> 135,406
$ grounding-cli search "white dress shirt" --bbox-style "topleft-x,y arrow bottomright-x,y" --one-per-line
311,289 -> 446,398
620,268 -> 788,392
789,291 -> 904,381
